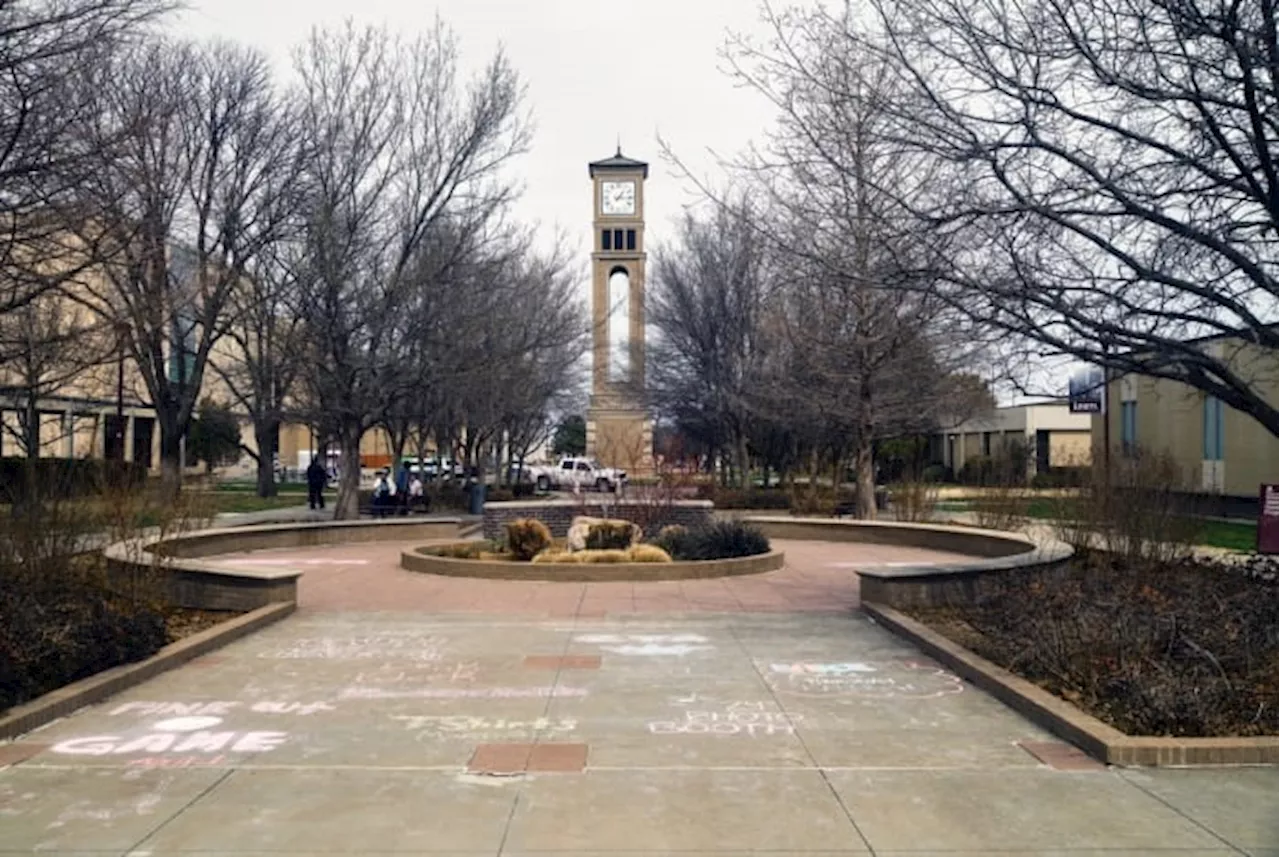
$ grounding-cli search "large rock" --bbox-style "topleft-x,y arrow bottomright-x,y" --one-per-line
566,516 -> 642,552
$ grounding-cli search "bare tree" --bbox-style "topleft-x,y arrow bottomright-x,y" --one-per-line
67,37 -> 292,496
696,2 -> 984,517
213,239 -> 307,497
649,198 -> 774,487
0,0 -> 171,379
870,0 -> 1278,433
291,20 -> 530,518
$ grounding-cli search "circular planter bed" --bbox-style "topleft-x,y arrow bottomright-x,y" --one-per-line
400,542 -> 786,582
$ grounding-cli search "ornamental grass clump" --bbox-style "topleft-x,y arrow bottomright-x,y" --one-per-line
627,543 -> 673,563
584,520 -> 638,550
505,518 -> 553,561
531,549 -> 579,564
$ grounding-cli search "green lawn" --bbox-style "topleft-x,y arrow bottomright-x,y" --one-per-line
197,492 -> 325,514
933,498 -> 1258,551
1195,520 -> 1259,552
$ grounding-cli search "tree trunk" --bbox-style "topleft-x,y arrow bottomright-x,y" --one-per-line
735,435 -> 750,488
253,419 -> 279,498
334,424 -> 363,520
22,392 -> 39,460
159,419 -> 183,501
853,435 -> 877,520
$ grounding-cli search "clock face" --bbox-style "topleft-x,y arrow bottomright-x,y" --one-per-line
601,181 -> 636,215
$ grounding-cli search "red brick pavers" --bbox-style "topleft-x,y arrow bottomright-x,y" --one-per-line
206,538 -> 974,615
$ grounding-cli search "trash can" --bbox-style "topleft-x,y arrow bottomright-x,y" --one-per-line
468,481 -> 486,515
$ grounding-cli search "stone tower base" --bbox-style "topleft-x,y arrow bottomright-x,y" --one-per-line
586,406 -> 653,476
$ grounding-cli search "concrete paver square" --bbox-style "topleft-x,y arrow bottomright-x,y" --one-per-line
0,743 -> 47,767
468,741 -> 533,773
527,742 -> 588,772
503,769 -> 869,852
1017,740 -> 1106,770
825,768 -> 1230,852
1119,767 -> 1280,850
0,766 -> 225,851
136,768 -> 517,852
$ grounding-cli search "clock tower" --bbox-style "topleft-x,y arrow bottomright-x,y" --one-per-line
587,147 -> 652,474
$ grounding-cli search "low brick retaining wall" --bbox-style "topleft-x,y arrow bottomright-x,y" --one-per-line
401,543 -> 784,582
483,499 -> 714,541
865,603 -> 1278,767
743,517 -> 1072,608
104,518 -> 462,610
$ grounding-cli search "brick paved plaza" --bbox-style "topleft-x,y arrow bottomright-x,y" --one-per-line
1,538 -> 1275,855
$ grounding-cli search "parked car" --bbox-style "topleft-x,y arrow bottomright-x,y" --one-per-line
527,457 -> 627,493
401,456 -> 463,481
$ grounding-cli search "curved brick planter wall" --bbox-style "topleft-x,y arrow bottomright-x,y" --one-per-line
742,516 -> 1073,609
483,499 -> 714,540
400,544 -> 785,582
104,518 -> 463,610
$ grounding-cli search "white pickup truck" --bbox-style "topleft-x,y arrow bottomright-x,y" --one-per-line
528,457 -> 627,493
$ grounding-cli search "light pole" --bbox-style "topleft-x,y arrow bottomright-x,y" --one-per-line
114,322 -> 128,461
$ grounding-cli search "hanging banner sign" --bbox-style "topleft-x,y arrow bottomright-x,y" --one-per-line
1068,366 -> 1105,414
1259,484 -> 1278,555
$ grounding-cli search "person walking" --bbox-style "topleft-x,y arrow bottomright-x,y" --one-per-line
306,457 -> 327,510
395,462 -> 411,516
372,469 -> 395,518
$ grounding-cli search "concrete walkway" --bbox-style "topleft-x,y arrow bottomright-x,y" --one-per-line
1,539 -> 1275,855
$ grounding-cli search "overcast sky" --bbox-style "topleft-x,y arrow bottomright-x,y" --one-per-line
170,1 -> 1066,404
172,0 -> 773,259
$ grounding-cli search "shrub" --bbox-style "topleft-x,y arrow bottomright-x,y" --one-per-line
921,463 -> 949,483
1053,448 -> 1200,565
1031,467 -> 1088,489
888,480 -> 939,523
426,484 -> 469,511
627,543 -> 673,563
651,524 -> 696,560
505,518 -> 552,561
0,457 -> 147,504
693,520 -> 771,559
653,520 -> 771,561
585,520 -> 637,550
710,488 -> 792,510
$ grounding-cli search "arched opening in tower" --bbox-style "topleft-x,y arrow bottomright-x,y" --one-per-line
608,265 -> 630,384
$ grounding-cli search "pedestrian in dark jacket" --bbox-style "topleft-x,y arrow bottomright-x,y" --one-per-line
306,458 -> 327,510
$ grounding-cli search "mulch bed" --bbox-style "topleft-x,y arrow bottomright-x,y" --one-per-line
164,606 -> 241,642
1,585 -> 244,714
906,552 -> 1278,738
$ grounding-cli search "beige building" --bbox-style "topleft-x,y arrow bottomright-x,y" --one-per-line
1092,334 -> 1278,499
935,402 -> 1093,477
585,148 -> 653,474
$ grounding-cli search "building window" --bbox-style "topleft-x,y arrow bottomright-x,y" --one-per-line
602,229 -> 611,250
981,432 -> 992,456
613,229 -> 624,250
1203,396 -> 1224,461
626,229 -> 636,250
1120,401 -> 1137,456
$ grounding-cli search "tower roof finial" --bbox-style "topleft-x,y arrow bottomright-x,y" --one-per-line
616,133 -> 621,157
